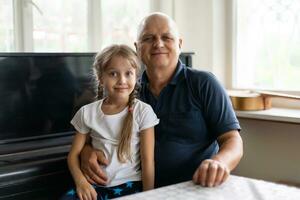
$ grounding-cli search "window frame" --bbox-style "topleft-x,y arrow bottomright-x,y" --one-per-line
231,0 -> 300,96
13,0 -> 33,51
231,0 -> 300,109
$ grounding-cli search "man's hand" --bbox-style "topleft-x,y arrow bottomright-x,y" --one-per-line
192,159 -> 229,187
80,144 -> 109,185
193,130 -> 243,187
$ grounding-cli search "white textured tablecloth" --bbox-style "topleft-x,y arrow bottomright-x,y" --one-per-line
115,175 -> 300,200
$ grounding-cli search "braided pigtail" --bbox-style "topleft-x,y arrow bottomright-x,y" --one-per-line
97,84 -> 104,100
117,85 -> 139,163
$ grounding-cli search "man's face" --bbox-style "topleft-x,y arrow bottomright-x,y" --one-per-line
135,16 -> 182,71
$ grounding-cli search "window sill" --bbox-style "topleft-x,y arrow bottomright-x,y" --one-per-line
235,108 -> 300,124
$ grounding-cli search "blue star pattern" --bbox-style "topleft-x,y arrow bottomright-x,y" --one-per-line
66,189 -> 76,196
126,181 -> 133,188
61,181 -> 141,200
100,194 -> 109,200
113,188 -> 123,195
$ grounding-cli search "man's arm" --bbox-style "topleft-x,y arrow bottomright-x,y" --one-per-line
192,130 -> 243,187
80,144 -> 109,185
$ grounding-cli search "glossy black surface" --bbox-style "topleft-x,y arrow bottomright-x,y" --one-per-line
0,53 -> 96,143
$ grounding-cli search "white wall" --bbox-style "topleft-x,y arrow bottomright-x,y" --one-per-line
233,118 -> 300,184
174,0 -> 213,72
172,0 -> 232,87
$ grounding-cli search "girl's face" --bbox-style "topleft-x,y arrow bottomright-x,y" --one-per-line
100,56 -> 137,101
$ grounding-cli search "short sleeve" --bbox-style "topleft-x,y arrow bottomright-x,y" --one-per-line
70,106 -> 90,134
138,104 -> 159,131
199,73 -> 240,136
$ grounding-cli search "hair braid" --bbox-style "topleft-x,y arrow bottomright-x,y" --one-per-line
117,84 -> 139,162
97,85 -> 104,100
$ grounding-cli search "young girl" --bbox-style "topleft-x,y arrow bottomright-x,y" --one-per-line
61,44 -> 159,200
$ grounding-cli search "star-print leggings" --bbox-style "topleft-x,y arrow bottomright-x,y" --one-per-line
60,181 -> 142,200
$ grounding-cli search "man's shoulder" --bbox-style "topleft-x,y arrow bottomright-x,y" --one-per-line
184,66 -> 216,83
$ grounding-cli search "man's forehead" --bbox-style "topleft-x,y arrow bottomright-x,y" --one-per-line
141,31 -> 175,37
138,16 -> 179,38
145,16 -> 171,29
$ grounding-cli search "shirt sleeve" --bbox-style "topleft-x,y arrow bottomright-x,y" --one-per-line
70,106 -> 90,134
200,73 -> 241,137
138,103 -> 160,131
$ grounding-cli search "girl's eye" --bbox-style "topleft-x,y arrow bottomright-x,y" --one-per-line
126,71 -> 134,76
109,72 -> 118,77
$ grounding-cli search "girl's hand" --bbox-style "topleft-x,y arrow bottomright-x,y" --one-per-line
76,180 -> 97,200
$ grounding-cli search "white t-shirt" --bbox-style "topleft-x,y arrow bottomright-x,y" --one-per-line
71,99 -> 159,187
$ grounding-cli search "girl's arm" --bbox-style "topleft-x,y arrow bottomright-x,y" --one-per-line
68,132 -> 97,200
140,127 -> 155,191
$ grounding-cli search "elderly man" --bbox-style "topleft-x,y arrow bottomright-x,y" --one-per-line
80,12 -> 243,188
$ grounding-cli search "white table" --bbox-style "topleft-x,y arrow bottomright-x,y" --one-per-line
115,175 -> 300,200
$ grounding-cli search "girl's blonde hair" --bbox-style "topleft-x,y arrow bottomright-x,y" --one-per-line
93,44 -> 140,163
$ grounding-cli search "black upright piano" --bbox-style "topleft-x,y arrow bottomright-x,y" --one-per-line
0,52 -> 194,200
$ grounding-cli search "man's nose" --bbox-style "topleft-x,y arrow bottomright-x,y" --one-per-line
153,37 -> 164,48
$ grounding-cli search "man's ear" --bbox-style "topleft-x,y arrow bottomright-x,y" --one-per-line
134,42 -> 138,51
179,38 -> 183,49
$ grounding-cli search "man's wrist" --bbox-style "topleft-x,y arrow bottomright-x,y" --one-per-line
210,156 -> 230,172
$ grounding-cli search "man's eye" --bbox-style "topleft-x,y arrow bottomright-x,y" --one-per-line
142,37 -> 153,42
162,36 -> 173,41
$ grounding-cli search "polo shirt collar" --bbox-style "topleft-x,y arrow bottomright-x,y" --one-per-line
141,59 -> 185,86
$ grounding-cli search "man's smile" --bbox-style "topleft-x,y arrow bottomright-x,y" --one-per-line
151,51 -> 168,56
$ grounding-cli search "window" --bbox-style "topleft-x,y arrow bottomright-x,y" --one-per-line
0,0 -> 151,52
32,0 -> 88,52
101,0 -> 150,48
0,0 -> 14,51
234,0 -> 300,92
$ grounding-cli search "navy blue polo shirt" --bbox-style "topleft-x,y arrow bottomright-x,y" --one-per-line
139,60 -> 240,187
